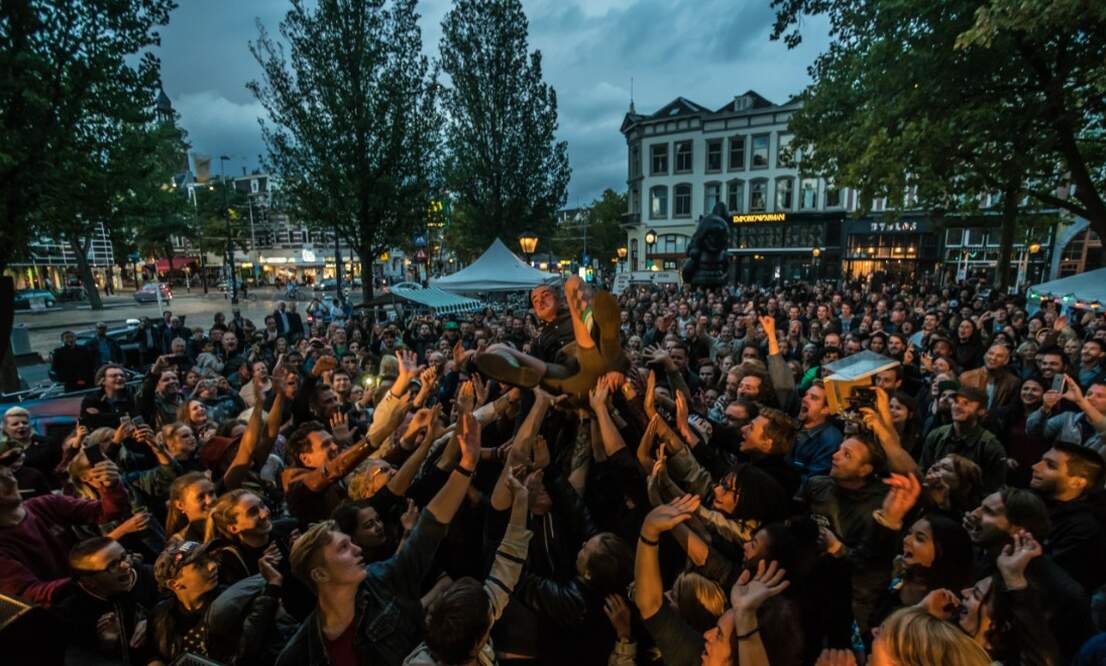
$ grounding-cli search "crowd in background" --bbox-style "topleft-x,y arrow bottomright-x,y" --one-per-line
4,274 -> 1106,665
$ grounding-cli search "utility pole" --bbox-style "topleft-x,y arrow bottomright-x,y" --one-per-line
220,155 -> 237,304
334,223 -> 343,305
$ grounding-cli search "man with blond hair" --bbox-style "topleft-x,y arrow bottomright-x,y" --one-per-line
277,412 -> 483,666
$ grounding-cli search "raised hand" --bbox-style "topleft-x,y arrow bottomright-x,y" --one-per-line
643,494 -> 700,537
644,369 -> 658,419
588,380 -> 611,413
917,588 -> 960,621
730,559 -> 790,614
471,373 -> 489,406
112,511 -> 151,537
879,473 -> 922,528
996,529 -> 1042,590
258,544 -> 283,586
457,412 -> 481,470
603,594 -> 632,641
330,410 -> 352,443
311,355 -> 337,378
400,498 -> 419,532
419,366 -> 439,390
396,349 -> 418,382
675,390 -> 692,442
455,380 -> 476,415
88,460 -> 121,490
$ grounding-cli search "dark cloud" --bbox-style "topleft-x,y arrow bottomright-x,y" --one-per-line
154,0 -> 829,208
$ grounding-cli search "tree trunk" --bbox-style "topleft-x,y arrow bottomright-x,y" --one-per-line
68,235 -> 104,310
996,180 -> 1019,292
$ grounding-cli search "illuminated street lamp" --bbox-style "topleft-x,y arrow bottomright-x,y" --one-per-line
518,231 -> 539,263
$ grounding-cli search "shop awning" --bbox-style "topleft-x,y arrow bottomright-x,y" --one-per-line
155,256 -> 198,271
361,283 -> 484,315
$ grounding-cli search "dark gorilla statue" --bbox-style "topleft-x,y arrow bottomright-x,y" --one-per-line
681,202 -> 731,287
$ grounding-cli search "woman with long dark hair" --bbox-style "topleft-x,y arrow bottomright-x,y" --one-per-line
869,512 -> 975,629
998,375 -> 1047,487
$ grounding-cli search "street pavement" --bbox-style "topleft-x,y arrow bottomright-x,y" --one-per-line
16,287 -> 363,358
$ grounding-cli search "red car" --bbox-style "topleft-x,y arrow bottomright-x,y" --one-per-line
133,282 -> 172,303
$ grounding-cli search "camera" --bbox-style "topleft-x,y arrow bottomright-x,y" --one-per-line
849,386 -> 878,411
822,350 -> 899,416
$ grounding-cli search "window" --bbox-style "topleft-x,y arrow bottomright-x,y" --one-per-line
966,229 -> 986,246
675,141 -> 693,173
751,134 -> 770,169
704,182 -> 722,213
945,228 -> 964,246
660,234 -> 689,254
750,179 -> 768,212
728,136 -> 745,171
630,238 -> 639,271
727,179 -> 745,213
674,183 -> 692,217
629,145 -> 641,179
800,178 -> 818,209
706,139 -> 723,172
824,184 -> 841,208
650,143 -> 668,175
777,134 -> 795,168
630,185 -> 640,215
649,186 -> 668,219
775,178 -> 794,210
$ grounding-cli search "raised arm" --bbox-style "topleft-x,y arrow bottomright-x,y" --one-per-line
634,495 -> 700,619
426,411 -> 480,524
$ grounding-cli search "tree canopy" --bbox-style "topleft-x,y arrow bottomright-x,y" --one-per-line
439,0 -> 571,256
250,0 -> 441,301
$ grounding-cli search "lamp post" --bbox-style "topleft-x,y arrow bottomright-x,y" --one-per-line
219,155 -> 237,305
518,231 -> 539,264
617,246 -> 627,273
644,229 -> 657,271
811,247 -> 822,281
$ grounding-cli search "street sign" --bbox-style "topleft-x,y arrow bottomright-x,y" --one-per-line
415,249 -> 428,261
414,235 -> 427,248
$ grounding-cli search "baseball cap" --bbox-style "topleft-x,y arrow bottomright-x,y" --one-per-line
154,540 -> 211,588
937,380 -> 960,394
954,385 -> 987,405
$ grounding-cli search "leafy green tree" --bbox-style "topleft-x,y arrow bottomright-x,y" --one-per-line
439,0 -> 571,256
551,190 -> 628,267
0,1 -> 171,391
250,0 -> 441,301
772,0 -> 1106,286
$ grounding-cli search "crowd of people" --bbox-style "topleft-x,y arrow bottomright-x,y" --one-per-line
5,273 -> 1106,666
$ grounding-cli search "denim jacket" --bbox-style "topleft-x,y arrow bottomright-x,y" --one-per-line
276,508 -> 448,666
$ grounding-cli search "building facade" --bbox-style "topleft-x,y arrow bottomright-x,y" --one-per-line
620,91 -> 848,283
620,91 -> 1067,289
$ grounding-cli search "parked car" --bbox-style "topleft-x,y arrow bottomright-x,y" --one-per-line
13,288 -> 57,310
313,278 -> 353,296
133,282 -> 172,303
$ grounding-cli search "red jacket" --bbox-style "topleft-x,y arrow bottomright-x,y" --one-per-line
0,486 -> 129,606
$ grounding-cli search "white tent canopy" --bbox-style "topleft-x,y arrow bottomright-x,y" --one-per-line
1028,267 -> 1106,312
431,238 -> 560,293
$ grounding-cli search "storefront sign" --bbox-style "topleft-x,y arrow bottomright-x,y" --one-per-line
732,213 -> 786,224
846,218 -> 932,235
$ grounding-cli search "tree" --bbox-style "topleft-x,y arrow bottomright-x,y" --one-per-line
772,0 -> 1106,286
439,0 -> 571,256
0,0 -> 172,390
250,0 -> 441,302
551,190 -> 628,267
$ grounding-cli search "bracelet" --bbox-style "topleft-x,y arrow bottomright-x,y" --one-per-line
735,626 -> 759,641
454,463 -> 475,477
638,533 -> 659,547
